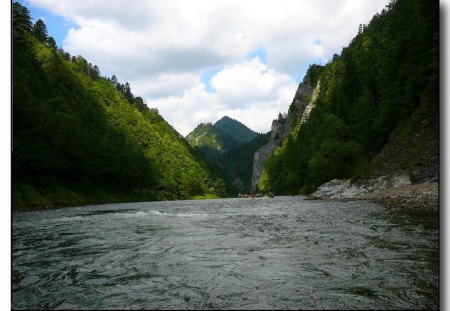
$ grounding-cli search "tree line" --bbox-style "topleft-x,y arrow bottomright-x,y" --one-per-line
12,2 -> 222,209
259,0 -> 438,194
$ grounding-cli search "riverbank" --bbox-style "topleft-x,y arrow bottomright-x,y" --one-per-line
12,183 -> 219,211
12,183 -> 157,211
356,182 -> 438,209
306,175 -> 438,210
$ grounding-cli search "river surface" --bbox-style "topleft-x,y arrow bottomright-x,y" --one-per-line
12,196 -> 439,309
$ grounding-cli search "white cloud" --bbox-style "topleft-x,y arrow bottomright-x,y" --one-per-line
28,0 -> 390,135
132,73 -> 200,98
211,57 -> 294,109
149,57 -> 298,136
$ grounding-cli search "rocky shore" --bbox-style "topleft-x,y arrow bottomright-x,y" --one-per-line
307,175 -> 438,209
356,182 -> 438,209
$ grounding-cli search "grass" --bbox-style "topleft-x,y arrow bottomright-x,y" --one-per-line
12,183 -> 224,211
191,193 -> 220,200
12,183 -> 161,211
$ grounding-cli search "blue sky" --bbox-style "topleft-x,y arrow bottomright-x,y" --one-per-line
18,0 -> 77,47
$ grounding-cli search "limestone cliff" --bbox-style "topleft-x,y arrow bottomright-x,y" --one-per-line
251,72 -> 317,192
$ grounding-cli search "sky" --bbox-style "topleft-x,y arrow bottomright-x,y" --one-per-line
16,0 -> 394,136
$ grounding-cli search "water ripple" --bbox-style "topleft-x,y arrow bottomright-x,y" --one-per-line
13,197 -> 438,309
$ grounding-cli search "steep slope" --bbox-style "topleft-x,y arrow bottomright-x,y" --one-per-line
221,133 -> 270,194
251,65 -> 322,192
186,116 -> 260,154
258,0 -> 438,195
187,116 -> 266,195
12,3 -> 222,209
214,116 -> 260,144
186,122 -> 239,153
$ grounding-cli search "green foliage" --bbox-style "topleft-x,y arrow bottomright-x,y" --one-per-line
186,116 -> 259,153
12,2 -> 221,209
214,116 -> 259,144
305,64 -> 323,88
32,19 -> 47,43
261,0 -> 438,195
186,115 -> 267,195
186,123 -> 235,151
220,133 -> 270,194
190,130 -> 270,195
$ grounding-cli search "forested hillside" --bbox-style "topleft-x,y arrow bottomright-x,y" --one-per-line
214,116 -> 260,145
186,116 -> 259,154
187,117 -> 268,195
12,2 -> 223,209
259,0 -> 438,195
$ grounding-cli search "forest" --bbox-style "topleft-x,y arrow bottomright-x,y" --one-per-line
259,0 -> 439,195
12,2 -> 225,209
186,116 -> 269,195
12,0 -> 439,208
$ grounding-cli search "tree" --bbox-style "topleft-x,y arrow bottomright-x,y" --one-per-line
110,74 -> 118,86
33,19 -> 48,43
13,2 -> 33,53
124,82 -> 134,102
47,36 -> 57,49
13,2 -> 32,34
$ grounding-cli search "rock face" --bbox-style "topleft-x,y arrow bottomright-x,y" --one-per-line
251,74 -> 316,192
361,182 -> 438,209
251,119 -> 286,192
308,175 -> 411,199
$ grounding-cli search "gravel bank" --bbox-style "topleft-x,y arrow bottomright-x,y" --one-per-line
356,182 -> 438,209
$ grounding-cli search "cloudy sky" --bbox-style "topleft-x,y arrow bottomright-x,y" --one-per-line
20,0 -> 390,136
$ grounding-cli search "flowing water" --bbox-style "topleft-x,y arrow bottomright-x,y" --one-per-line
12,196 -> 439,309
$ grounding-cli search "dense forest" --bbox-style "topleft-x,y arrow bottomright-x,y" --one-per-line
259,0 -> 438,194
187,117 -> 269,194
12,0 -> 439,208
12,2 -> 225,209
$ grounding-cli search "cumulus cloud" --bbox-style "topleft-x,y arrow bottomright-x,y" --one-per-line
150,57 -> 298,136
28,0 -> 390,135
210,57 -> 293,109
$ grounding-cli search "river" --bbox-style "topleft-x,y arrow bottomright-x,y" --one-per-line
12,196 -> 438,309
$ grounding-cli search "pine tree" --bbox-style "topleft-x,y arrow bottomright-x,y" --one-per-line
33,19 -> 48,43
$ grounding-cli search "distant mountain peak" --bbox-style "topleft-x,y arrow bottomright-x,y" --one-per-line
186,116 -> 260,152
213,116 -> 259,144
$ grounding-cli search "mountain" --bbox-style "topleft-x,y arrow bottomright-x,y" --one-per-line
186,122 -> 239,153
251,65 -> 321,192
214,116 -> 260,145
256,0 -> 438,195
12,2 -> 224,209
221,133 -> 270,194
186,116 -> 259,153
186,116 -> 266,194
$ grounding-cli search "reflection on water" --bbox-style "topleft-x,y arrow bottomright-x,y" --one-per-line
13,197 -> 438,309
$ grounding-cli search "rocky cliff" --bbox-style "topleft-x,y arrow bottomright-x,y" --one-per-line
251,71 -> 317,192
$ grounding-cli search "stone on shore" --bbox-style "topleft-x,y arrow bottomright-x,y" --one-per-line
359,182 -> 438,209
308,175 -> 411,199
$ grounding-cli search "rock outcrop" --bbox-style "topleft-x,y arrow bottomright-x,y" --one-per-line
307,174 -> 438,209
359,182 -> 438,209
307,174 -> 411,199
251,119 -> 286,193
251,74 -> 317,192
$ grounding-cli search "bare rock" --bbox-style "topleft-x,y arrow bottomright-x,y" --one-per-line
308,175 -> 411,199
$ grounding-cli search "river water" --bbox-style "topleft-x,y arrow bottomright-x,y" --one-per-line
12,196 -> 439,309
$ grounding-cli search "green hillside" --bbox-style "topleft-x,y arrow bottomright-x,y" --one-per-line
186,117 -> 267,195
214,116 -> 259,145
259,0 -> 438,195
12,2 -> 223,210
186,122 -> 239,153
186,116 -> 259,154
